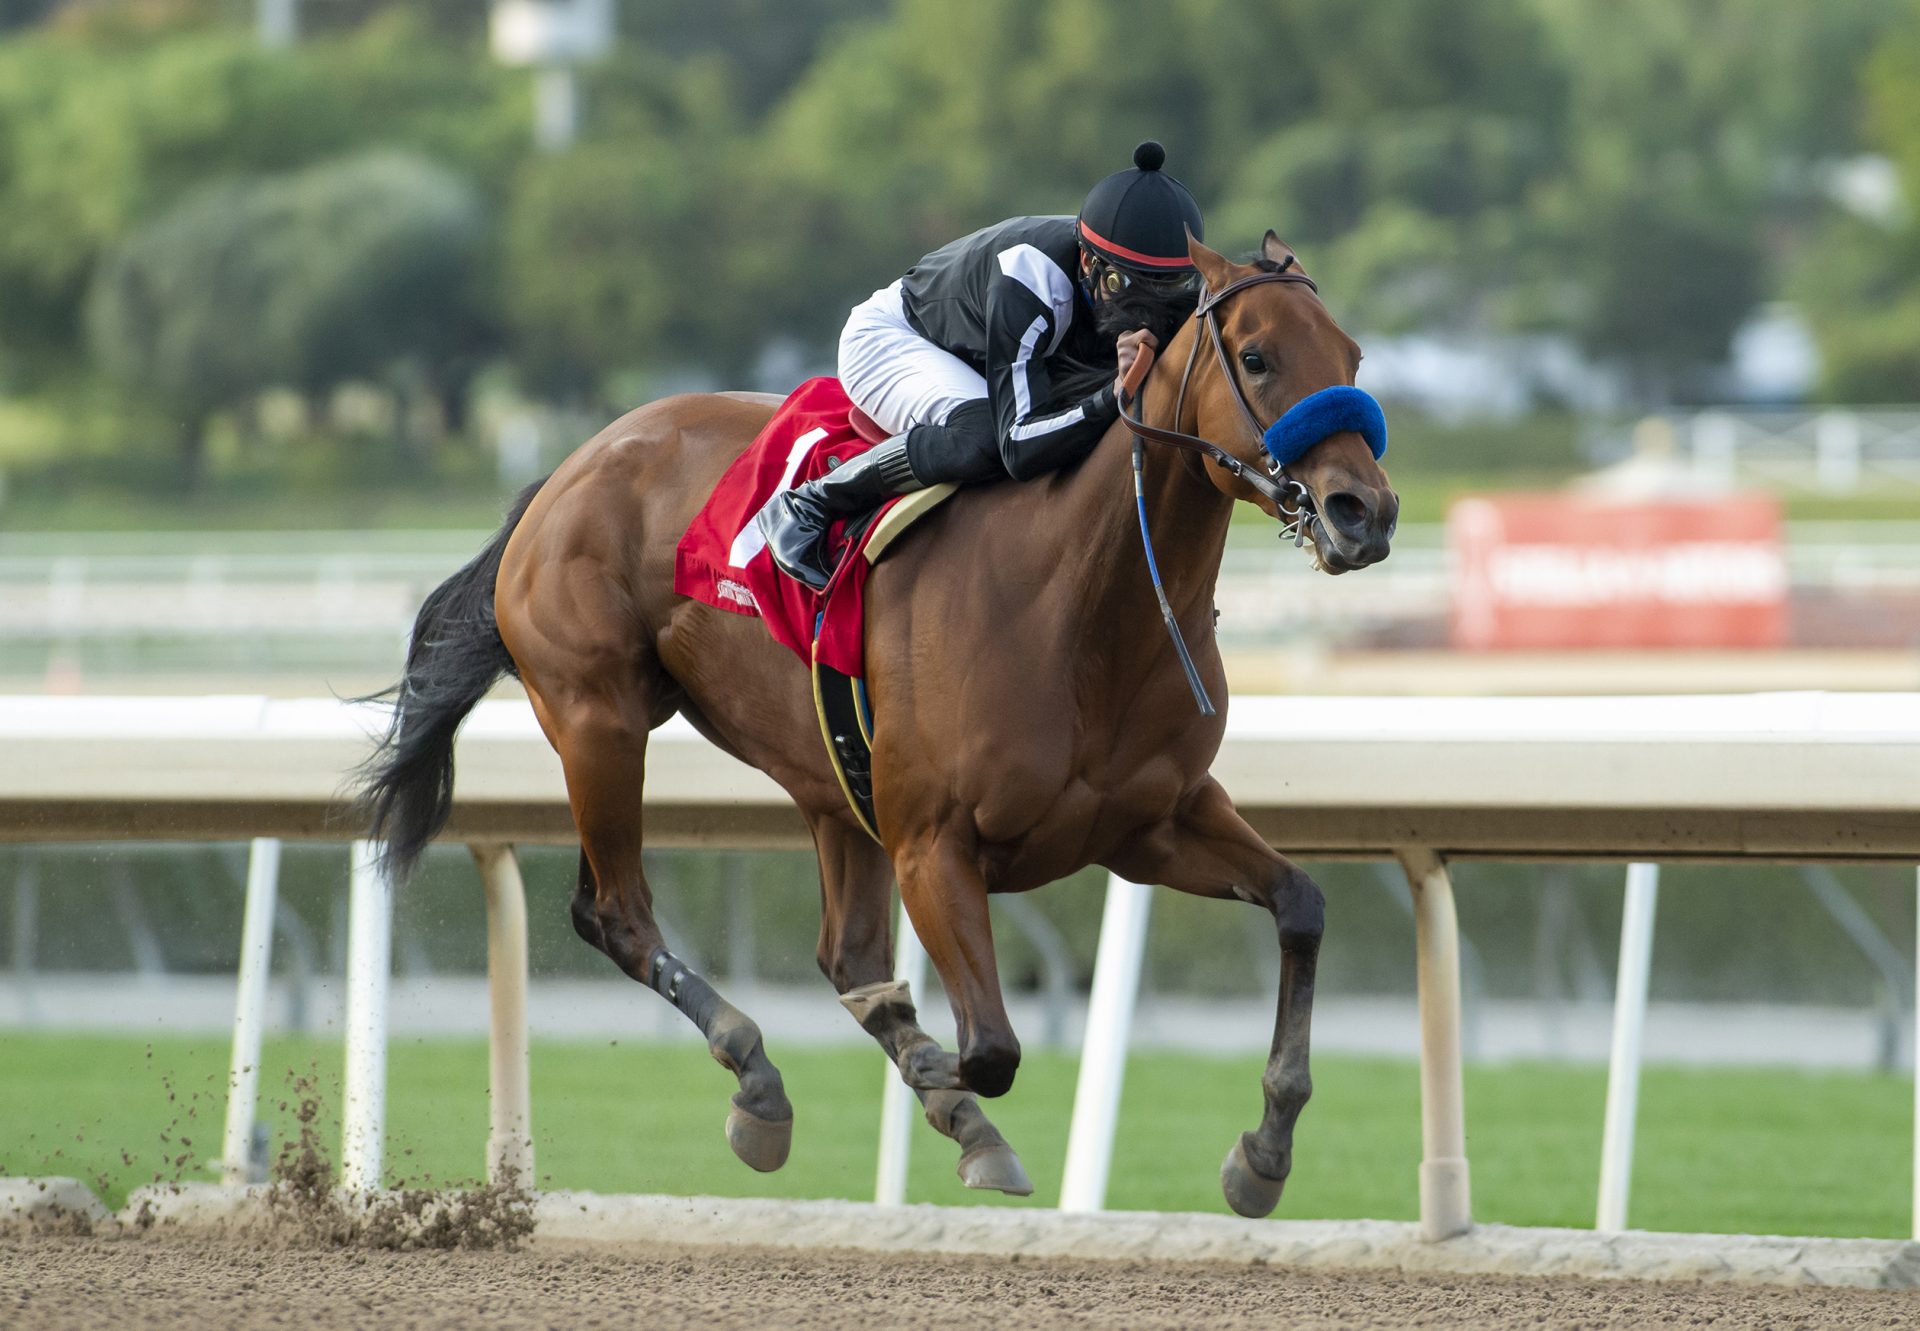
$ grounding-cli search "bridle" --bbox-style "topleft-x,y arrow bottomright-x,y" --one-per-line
1118,265 -> 1323,547
1112,261 -> 1327,717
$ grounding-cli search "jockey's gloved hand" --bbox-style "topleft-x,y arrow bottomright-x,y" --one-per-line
1112,329 -> 1160,400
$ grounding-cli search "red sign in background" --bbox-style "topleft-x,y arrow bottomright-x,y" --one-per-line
1449,494 -> 1787,650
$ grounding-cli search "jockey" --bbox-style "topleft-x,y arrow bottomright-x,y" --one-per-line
758,140 -> 1206,590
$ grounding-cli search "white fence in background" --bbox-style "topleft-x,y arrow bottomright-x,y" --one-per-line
1675,408 -> 1920,493
5,524 -> 1920,674
2,694 -> 1918,1241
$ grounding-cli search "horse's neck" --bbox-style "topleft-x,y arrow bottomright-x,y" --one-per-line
1061,355 -> 1235,630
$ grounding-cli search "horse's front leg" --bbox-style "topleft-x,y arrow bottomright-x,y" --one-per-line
1106,778 -> 1324,1218
891,828 -> 1022,1098
811,817 -> 1032,1195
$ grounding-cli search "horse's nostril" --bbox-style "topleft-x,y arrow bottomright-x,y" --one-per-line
1324,491 -> 1369,537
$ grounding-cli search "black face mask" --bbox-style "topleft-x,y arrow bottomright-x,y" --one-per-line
1091,284 -> 1194,350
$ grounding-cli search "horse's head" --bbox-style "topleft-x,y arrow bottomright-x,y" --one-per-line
1179,231 -> 1398,573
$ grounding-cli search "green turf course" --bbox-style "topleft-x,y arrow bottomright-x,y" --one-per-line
0,1033 -> 1907,1239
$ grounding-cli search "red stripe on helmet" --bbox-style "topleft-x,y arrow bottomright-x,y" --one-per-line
1078,219 -> 1195,270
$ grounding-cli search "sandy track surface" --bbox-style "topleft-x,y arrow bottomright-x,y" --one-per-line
7,1232 -> 1920,1331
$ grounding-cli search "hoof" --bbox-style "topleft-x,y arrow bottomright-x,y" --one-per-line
956,1142 -> 1034,1197
1220,1135 -> 1286,1219
726,1103 -> 793,1173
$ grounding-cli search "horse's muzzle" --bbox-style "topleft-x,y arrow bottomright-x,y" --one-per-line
1313,485 -> 1398,572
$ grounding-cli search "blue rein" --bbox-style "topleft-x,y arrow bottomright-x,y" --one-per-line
1262,385 -> 1388,469
1131,436 -> 1216,716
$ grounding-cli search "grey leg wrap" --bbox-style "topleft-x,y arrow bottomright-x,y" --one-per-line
839,979 -> 964,1090
839,979 -> 1032,1196
650,949 -> 793,1171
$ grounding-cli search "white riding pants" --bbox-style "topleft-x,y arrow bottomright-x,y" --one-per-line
836,280 -> 987,436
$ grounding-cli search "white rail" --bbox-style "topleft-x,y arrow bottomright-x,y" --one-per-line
1596,863 -> 1659,1231
873,905 -> 927,1206
1058,876 -> 1153,1214
1,693 -> 1917,1236
340,839 -> 390,1193
218,837 -> 280,1186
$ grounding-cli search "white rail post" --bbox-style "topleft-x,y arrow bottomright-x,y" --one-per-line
1815,411 -> 1863,493
1691,411 -> 1739,488
471,843 -> 534,1188
1059,873 -> 1153,1213
875,898 -> 929,1205
1398,847 -> 1472,1240
220,837 -> 281,1187
1912,866 -> 1920,1242
1597,862 -> 1660,1232
341,839 -> 392,1193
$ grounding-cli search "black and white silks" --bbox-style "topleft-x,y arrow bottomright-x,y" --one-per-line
893,215 -> 1119,484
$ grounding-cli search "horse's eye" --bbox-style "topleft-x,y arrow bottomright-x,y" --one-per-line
1239,349 -> 1267,374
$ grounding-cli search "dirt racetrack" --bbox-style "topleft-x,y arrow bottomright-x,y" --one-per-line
7,1231 -> 1920,1331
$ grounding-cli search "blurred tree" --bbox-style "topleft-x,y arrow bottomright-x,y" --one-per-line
618,0 -> 889,120
502,48 -> 760,395
0,0 -> 1911,445
1795,0 -> 1920,401
295,0 -> 484,42
1535,0 -> 1899,399
0,16 -> 522,384
1792,216 -> 1920,402
0,0 -> 59,30
87,151 -> 491,484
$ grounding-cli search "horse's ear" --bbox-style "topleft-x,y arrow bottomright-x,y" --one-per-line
1187,228 -> 1235,289
1261,230 -> 1304,273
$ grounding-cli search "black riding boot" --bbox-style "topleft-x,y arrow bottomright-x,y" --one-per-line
756,438 -> 924,591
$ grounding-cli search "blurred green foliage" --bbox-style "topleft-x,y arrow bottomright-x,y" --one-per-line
0,0 -> 1912,495
87,150 -> 491,479
1796,8 -> 1920,401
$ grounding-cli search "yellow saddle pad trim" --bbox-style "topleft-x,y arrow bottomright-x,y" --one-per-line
863,483 -> 958,564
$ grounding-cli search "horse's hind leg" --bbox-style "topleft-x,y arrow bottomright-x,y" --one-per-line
549,698 -> 793,1172
1106,778 -> 1323,1220
812,819 -> 1032,1196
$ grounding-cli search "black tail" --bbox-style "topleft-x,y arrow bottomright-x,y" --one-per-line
353,478 -> 546,882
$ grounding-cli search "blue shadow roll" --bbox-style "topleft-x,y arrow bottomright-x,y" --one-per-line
1262,386 -> 1388,467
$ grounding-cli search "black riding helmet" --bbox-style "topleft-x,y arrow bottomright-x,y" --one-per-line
1078,140 -> 1204,288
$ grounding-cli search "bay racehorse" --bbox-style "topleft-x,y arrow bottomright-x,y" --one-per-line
358,232 -> 1397,1215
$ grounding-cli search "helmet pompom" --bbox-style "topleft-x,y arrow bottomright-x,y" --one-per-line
1133,140 -> 1167,172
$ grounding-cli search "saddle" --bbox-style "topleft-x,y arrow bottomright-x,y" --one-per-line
671,377 -> 958,844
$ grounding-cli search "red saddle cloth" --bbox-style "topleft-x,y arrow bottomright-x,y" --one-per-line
672,376 -> 900,677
